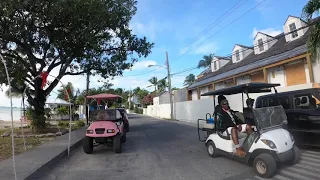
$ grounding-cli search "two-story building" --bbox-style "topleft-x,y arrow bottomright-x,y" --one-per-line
187,15 -> 320,100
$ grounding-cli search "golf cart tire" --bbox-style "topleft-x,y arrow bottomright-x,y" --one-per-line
113,135 -> 122,153
121,131 -> 127,143
206,141 -> 218,158
291,145 -> 300,164
83,136 -> 93,154
253,153 -> 277,178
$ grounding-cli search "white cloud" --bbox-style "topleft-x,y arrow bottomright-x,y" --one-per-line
179,36 -> 219,55
130,60 -> 157,70
250,27 -> 282,39
130,21 -> 156,41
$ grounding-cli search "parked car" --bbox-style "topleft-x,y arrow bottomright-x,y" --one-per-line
117,108 -> 130,132
255,88 -> 320,146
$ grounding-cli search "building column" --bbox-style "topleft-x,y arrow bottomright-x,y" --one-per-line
306,55 -> 314,83
263,68 -> 268,83
197,88 -> 200,100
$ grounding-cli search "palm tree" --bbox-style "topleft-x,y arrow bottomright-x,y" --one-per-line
197,54 -> 214,69
147,76 -> 158,92
183,74 -> 196,87
302,0 -> 320,59
157,78 -> 168,92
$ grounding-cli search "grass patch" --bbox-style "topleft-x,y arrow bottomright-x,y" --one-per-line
0,136 -> 54,161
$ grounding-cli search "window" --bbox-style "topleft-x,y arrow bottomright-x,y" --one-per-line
213,61 -> 217,70
289,23 -> 298,38
235,50 -> 240,61
258,39 -> 264,52
279,96 -> 290,109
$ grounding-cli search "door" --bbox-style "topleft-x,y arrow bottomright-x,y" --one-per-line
285,61 -> 307,86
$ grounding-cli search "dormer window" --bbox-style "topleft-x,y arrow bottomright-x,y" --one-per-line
235,50 -> 240,61
258,39 -> 264,52
289,23 -> 298,38
213,61 -> 217,70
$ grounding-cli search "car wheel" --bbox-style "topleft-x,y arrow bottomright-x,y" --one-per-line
121,131 -> 127,143
113,135 -> 122,153
207,141 -> 218,158
290,145 -> 300,164
253,153 -> 277,178
83,136 -> 93,154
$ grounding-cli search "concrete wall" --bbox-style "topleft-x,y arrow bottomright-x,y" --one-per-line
174,88 -> 187,102
144,83 -> 316,124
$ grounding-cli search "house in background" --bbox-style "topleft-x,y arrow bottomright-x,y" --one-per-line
188,15 -> 320,100
128,95 -> 141,108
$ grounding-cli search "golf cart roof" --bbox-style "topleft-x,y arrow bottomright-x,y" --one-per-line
201,82 -> 280,96
86,93 -> 122,100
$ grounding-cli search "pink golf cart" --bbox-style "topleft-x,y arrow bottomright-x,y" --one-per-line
83,94 -> 126,154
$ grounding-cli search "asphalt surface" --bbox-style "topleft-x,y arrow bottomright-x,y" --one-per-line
36,114 -> 320,180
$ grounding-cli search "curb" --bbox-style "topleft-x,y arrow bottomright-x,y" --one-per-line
24,130 -> 86,180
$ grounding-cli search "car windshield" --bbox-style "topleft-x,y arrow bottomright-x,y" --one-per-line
89,109 -> 122,121
252,106 -> 287,130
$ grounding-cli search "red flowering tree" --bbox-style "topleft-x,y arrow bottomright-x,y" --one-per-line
142,93 -> 155,107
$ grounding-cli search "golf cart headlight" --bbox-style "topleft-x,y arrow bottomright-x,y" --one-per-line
289,133 -> 295,142
106,129 -> 115,133
261,139 -> 277,149
87,129 -> 94,134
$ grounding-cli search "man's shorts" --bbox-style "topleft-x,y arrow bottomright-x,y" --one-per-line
223,124 -> 247,136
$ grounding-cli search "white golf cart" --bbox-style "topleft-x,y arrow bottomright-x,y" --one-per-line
197,82 -> 300,178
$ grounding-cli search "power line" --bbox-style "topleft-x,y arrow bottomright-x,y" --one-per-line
172,0 -> 268,63
177,0 -> 250,58
170,17 -> 319,77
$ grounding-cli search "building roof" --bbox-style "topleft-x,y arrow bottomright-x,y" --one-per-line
188,27 -> 311,90
254,32 -> 276,39
234,44 -> 253,50
214,56 -> 232,60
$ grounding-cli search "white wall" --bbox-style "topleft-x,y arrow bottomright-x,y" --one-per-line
144,83 -> 316,124
236,75 -> 251,85
267,66 -> 286,87
284,16 -> 308,42
215,82 -> 226,90
200,86 -> 209,99
191,90 -> 198,100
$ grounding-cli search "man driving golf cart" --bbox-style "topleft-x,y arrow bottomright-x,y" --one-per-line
216,97 -> 253,157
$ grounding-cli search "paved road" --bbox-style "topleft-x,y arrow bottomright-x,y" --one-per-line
37,114 -> 320,180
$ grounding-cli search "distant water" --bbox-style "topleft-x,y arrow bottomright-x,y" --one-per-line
0,106 -> 23,121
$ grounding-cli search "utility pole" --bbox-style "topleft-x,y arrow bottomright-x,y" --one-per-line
166,52 -> 174,120
85,71 -> 90,125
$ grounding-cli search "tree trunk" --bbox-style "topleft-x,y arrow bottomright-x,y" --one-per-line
27,77 -> 47,130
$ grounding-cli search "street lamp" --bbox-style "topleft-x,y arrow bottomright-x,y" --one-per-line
148,52 -> 174,120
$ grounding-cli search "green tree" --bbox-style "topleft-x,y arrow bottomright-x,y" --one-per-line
0,0 -> 154,129
147,76 -> 158,92
183,74 -> 196,87
197,54 -> 214,69
157,78 -> 168,92
57,82 -> 80,104
302,0 -> 320,59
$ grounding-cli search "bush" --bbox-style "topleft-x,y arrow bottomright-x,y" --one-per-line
58,121 -> 69,127
76,120 -> 85,127
134,107 -> 143,114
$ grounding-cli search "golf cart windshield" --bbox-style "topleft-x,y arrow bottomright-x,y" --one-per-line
252,106 -> 287,130
89,109 -> 122,122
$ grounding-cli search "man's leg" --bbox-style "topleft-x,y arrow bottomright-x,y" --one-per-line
229,127 -> 245,157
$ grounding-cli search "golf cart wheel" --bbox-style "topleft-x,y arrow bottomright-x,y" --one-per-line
253,153 -> 277,178
83,136 -> 93,154
290,145 -> 300,164
206,141 -> 218,158
121,131 -> 127,143
113,135 -> 122,153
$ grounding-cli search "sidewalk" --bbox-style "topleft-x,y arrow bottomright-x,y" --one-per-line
0,126 -> 87,180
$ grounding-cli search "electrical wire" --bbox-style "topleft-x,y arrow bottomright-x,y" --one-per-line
177,0 -> 250,58
172,0 -> 268,64
170,18 -> 319,77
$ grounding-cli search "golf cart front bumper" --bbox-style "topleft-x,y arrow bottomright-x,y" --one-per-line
276,147 -> 294,162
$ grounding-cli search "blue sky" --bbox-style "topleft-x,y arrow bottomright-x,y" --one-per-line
0,0 -> 310,107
